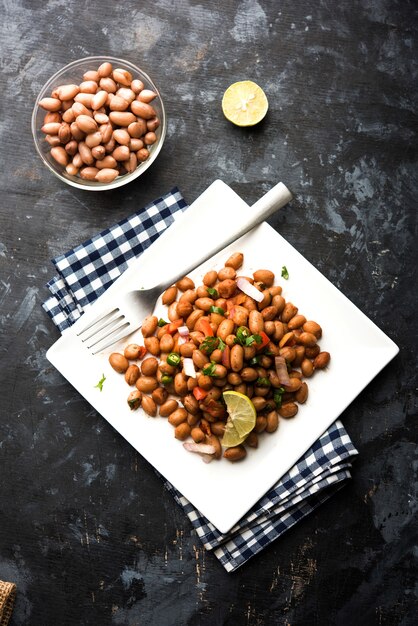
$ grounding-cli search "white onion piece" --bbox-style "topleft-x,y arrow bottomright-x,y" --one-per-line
178,335 -> 187,345
183,442 -> 216,455
275,355 -> 291,385
236,277 -> 264,303
202,454 -> 214,464
183,357 -> 196,378
178,325 -> 190,336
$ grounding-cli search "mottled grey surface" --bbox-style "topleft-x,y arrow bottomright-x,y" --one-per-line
0,1 -> 417,625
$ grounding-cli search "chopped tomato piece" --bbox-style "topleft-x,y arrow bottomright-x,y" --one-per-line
138,346 -> 147,359
256,331 -> 270,351
193,386 -> 208,401
166,319 -> 184,335
221,344 -> 231,369
199,318 -> 214,337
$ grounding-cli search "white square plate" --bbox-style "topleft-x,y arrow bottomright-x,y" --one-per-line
47,181 -> 399,533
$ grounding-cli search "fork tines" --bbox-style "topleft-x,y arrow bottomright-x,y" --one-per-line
76,308 -> 131,353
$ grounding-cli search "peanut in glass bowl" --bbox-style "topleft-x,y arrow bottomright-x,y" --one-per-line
31,56 -> 167,191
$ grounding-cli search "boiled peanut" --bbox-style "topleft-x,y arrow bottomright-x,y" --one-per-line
278,402 -> 298,418
141,357 -> 159,376
152,387 -> 168,405
314,351 -> 331,369
109,352 -> 129,373
174,422 -> 191,440
225,252 -> 244,269
141,395 -> 157,416
125,364 -> 140,386
168,408 -> 188,426
141,315 -> 158,338
159,399 -> 179,417
127,389 -> 142,410
224,445 -> 247,462
253,269 -> 275,286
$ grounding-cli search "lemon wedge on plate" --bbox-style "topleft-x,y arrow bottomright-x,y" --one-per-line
221,390 -> 257,447
221,80 -> 269,127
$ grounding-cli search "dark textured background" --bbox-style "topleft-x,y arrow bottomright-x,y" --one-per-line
0,1 -> 417,624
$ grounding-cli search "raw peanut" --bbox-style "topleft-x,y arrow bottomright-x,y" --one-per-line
83,70 -> 100,82
58,123 -> 71,144
113,68 -> 133,86
113,128 -> 131,145
98,62 -> 113,77
78,142 -> 94,165
91,145 -> 106,160
44,112 -> 62,124
79,80 -> 98,93
131,78 -> 144,93
131,100 -> 156,119
99,76 -> 117,93
136,148 -> 150,162
266,410 -> 279,433
141,357 -> 159,376
130,138 -> 144,151
109,95 -> 130,111
225,252 -> 244,269
56,84 -> 80,100
74,92 -> 93,108
278,402 -> 298,419
144,131 -> 157,145
100,122 -> 113,144
70,122 -> 85,141
295,382 -> 309,404
65,140 -> 78,155
174,422 -> 191,440
124,344 -> 144,359
147,117 -> 160,132
298,332 -> 318,347
76,115 -> 98,134
109,111 -> 136,126
127,389 -> 142,410
125,364 -> 140,386
135,376 -> 158,393
141,394 -> 157,416
303,320 -> 322,338
50,146 -> 69,166
109,352 -> 129,373
288,315 -> 307,330
95,168 -> 119,183
72,153 -> 83,168
314,351 -> 330,369
85,131 -> 103,147
128,120 -> 147,137
137,89 -> 157,103
224,445 -> 247,462
123,152 -> 137,173
91,90 -> 108,110
65,163 -> 79,176
94,112 -> 109,124
168,408 -> 188,426
41,122 -> 61,134
45,135 -> 60,147
141,315 -> 158,338
96,155 -> 117,169
159,399 -> 179,417
117,87 -> 136,103
72,102 -> 93,117
281,302 -> 298,323
253,269 -> 274,286
112,145 -> 130,161
39,97 -> 61,111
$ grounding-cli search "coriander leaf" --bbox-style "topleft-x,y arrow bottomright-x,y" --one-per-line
94,373 -> 106,392
217,337 -> 226,351
202,362 -> 217,376
281,266 -> 289,280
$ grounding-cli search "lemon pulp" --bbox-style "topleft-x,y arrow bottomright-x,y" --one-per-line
221,390 -> 257,447
221,80 -> 268,127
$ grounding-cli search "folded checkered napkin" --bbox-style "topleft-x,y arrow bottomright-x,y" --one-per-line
42,187 -> 358,572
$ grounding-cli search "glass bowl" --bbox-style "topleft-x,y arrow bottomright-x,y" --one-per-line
31,56 -> 167,191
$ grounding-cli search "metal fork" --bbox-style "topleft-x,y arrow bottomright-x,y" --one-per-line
76,182 -> 293,354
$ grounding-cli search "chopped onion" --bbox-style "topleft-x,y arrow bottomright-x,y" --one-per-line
236,277 -> 264,303
275,355 -> 291,385
178,335 -> 187,345
183,357 -> 196,378
183,442 -> 216,455
202,454 -> 214,464
178,325 -> 190,337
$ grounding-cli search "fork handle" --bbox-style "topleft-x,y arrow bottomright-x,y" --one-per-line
164,181 -> 293,287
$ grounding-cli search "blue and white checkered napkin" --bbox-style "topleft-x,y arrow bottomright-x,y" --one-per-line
43,187 -> 358,572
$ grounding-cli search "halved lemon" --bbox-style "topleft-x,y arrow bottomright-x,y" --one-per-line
221,390 -> 257,447
221,80 -> 269,127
